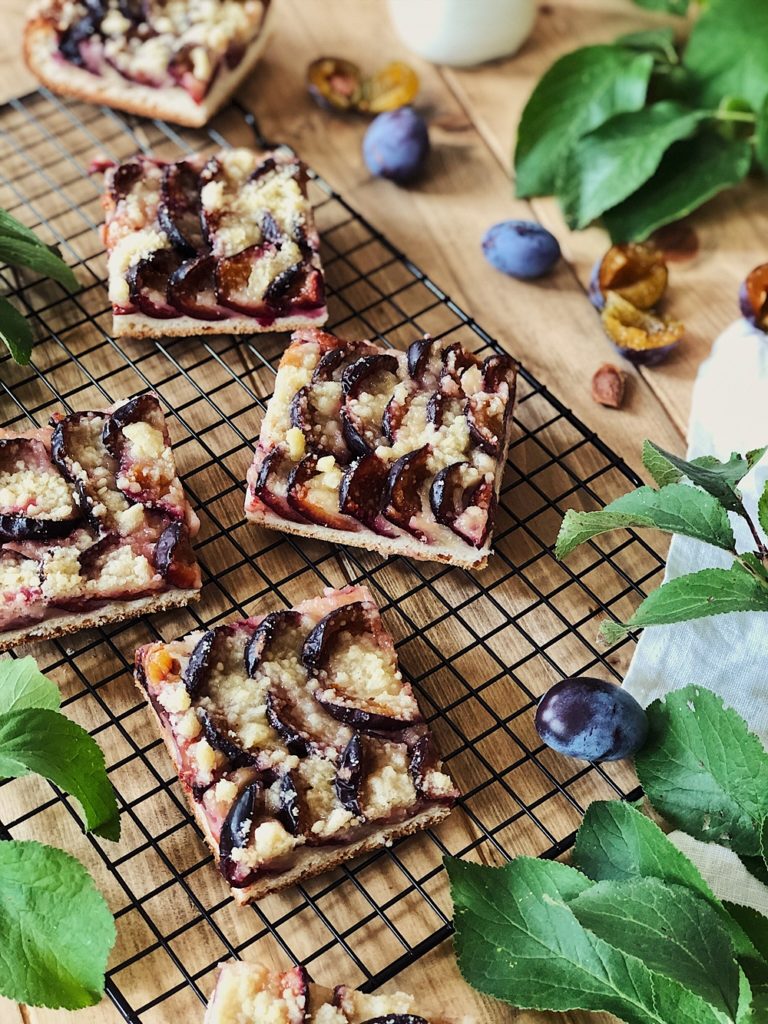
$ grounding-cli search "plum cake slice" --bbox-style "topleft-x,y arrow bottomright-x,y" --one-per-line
99,147 -> 327,339
24,0 -> 273,128
0,392 -> 201,651
245,328 -> 517,570
136,584 -> 456,904
204,961 -> 476,1023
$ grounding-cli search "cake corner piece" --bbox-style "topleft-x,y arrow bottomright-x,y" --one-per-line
245,327 -> 516,569
135,583 -> 457,905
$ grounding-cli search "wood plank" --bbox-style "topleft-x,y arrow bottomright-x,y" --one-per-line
442,0 -> 768,438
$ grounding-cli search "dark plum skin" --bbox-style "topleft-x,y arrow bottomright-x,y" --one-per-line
302,601 -> 374,678
252,448 -> 311,524
360,1016 -> 429,1024
102,393 -> 166,457
153,520 -> 199,589
181,629 -> 218,697
535,677 -> 648,762
168,255 -> 230,320
334,733 -> 364,816
363,107 -> 430,184
339,453 -> 396,535
126,249 -> 182,318
381,445 -> 430,534
482,220 -> 560,280
158,161 -> 206,257
244,610 -> 303,676
219,781 -> 263,886
276,771 -> 301,835
197,707 -> 257,767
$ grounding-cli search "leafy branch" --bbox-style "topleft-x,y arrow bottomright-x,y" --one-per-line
448,685 -> 768,1023
555,440 -> 768,643
514,0 -> 768,240
0,209 -> 79,365
0,658 -> 117,1009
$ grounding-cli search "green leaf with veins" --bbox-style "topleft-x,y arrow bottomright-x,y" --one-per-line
0,708 -> 120,841
558,103 -> 705,229
644,442 -> 767,515
0,840 -> 114,1009
0,656 -> 61,713
642,439 -> 683,488
684,0 -> 768,110
724,902 -> 768,969
569,877 -> 740,1019
616,27 -> 678,63
756,98 -> 768,173
514,46 -> 654,197
602,131 -> 752,242
601,562 -> 768,643
574,801 -> 767,968
447,855 -> 733,1023
759,481 -> 768,540
635,686 -> 768,857
555,483 -> 736,560
0,295 -> 33,364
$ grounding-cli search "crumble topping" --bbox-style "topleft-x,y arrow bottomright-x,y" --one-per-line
0,465 -> 75,520
138,586 -> 456,888
101,149 -> 326,325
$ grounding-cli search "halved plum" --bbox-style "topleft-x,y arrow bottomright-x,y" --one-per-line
167,255 -> 230,321
481,353 -> 517,395
286,454 -> 358,531
334,733 -> 364,817
406,336 -> 444,384
302,601 -> 379,678
339,453 -> 398,536
266,262 -> 325,314
215,244 -> 272,316
182,627 -> 223,697
289,384 -> 346,463
429,462 -> 493,548
381,389 -> 409,442
153,520 -> 200,589
219,779 -> 264,886
381,445 -> 430,535
108,159 -> 143,203
244,609 -> 304,677
102,393 -> 167,457
340,353 -> 399,456
126,249 -> 182,319
158,161 -> 206,257
0,438 -> 79,540
251,448 -> 311,524
312,339 -> 377,383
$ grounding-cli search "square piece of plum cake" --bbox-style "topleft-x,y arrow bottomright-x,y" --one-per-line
245,328 -> 517,569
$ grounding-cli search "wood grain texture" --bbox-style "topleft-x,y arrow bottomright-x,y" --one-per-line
0,0 -> 762,1022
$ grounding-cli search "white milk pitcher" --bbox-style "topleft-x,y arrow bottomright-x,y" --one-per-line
388,0 -> 537,67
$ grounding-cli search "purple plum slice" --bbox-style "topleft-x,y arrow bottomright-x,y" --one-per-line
265,680 -> 349,758
334,733 -> 364,817
102,393 -> 167,457
276,771 -> 301,835
482,353 -> 517,394
466,393 -> 506,456
126,249 -> 182,319
286,454 -> 358,531
339,453 -> 398,535
215,244 -> 273,316
167,255 -> 230,320
312,339 -> 377,383
261,211 -> 283,246
301,601 -> 378,678
341,354 -> 399,456
0,438 -> 79,540
181,629 -> 218,697
429,462 -> 493,547
109,160 -> 143,202
50,411 -> 114,525
158,161 -> 206,257
406,336 -> 443,383
153,520 -> 199,590
290,383 -> 349,464
197,707 -> 258,767
219,780 -> 264,886
381,390 -> 409,442
381,444 -> 430,535
252,448 -> 311,524
244,609 -> 303,677
442,342 -> 480,383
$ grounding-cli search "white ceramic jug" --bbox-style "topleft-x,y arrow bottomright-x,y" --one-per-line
388,0 -> 536,67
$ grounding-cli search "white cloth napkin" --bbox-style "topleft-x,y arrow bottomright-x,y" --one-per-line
622,318 -> 768,913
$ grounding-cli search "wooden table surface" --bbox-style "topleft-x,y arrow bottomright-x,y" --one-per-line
1,1 -> 765,1022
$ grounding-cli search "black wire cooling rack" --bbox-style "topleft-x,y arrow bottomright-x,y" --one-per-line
0,88 -> 663,1023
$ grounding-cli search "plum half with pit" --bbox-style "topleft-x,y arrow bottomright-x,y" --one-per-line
589,243 -> 668,312
482,220 -> 560,279
739,263 -> 768,333
535,676 -> 648,762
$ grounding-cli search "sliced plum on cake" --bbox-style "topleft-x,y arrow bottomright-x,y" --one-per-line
245,327 -> 517,569
135,585 -> 456,903
0,393 -> 201,650
98,148 -> 327,338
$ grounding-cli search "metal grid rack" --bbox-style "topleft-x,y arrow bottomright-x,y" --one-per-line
0,89 -> 662,1023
